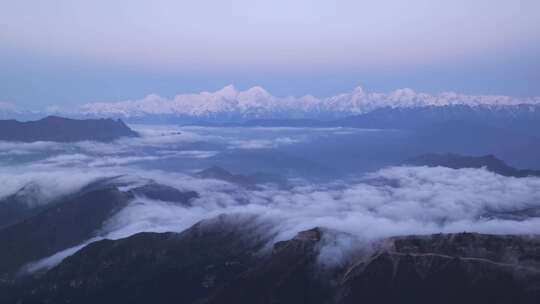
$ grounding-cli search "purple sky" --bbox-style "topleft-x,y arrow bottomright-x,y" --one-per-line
1,0 -> 539,108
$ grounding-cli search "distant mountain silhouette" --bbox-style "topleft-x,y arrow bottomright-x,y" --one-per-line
131,183 -> 199,205
0,116 -> 138,142
405,153 -> 540,177
195,166 -> 287,188
4,214 -> 540,304
184,105 -> 540,134
336,105 -> 540,133
241,118 -> 330,127
195,166 -> 256,187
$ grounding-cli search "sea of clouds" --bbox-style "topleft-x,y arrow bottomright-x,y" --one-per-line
1,126 -> 540,272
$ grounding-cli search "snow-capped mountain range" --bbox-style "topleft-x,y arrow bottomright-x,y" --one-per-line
3,85 -> 540,122
79,85 -> 540,119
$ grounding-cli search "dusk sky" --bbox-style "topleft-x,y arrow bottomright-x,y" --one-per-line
1,0 -> 539,109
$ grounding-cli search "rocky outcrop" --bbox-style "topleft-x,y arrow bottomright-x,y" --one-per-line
338,233 -> 540,304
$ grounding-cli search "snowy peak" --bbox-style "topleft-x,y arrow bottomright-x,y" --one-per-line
351,85 -> 367,96
242,86 -> 272,100
78,85 -> 540,118
214,85 -> 239,100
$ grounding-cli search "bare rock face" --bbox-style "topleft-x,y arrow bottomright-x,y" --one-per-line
338,233 -> 540,304
3,218 -> 540,304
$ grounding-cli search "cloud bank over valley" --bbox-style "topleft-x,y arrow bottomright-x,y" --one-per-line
1,126 -> 540,273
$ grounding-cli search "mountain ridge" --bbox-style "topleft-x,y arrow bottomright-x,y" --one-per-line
405,153 -> 540,177
0,116 -> 138,142
3,215 -> 540,304
72,85 -> 540,119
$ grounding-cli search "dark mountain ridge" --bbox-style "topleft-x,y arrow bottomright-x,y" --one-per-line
195,166 -> 256,186
194,165 -> 289,188
0,116 -> 138,142
335,104 -> 540,132
0,188 -> 133,277
0,179 -> 199,278
405,153 -> 540,177
3,214 -> 540,304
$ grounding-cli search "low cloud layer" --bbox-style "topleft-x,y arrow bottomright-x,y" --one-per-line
2,126 -> 540,272
0,125 -> 322,161
16,164 -> 540,272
